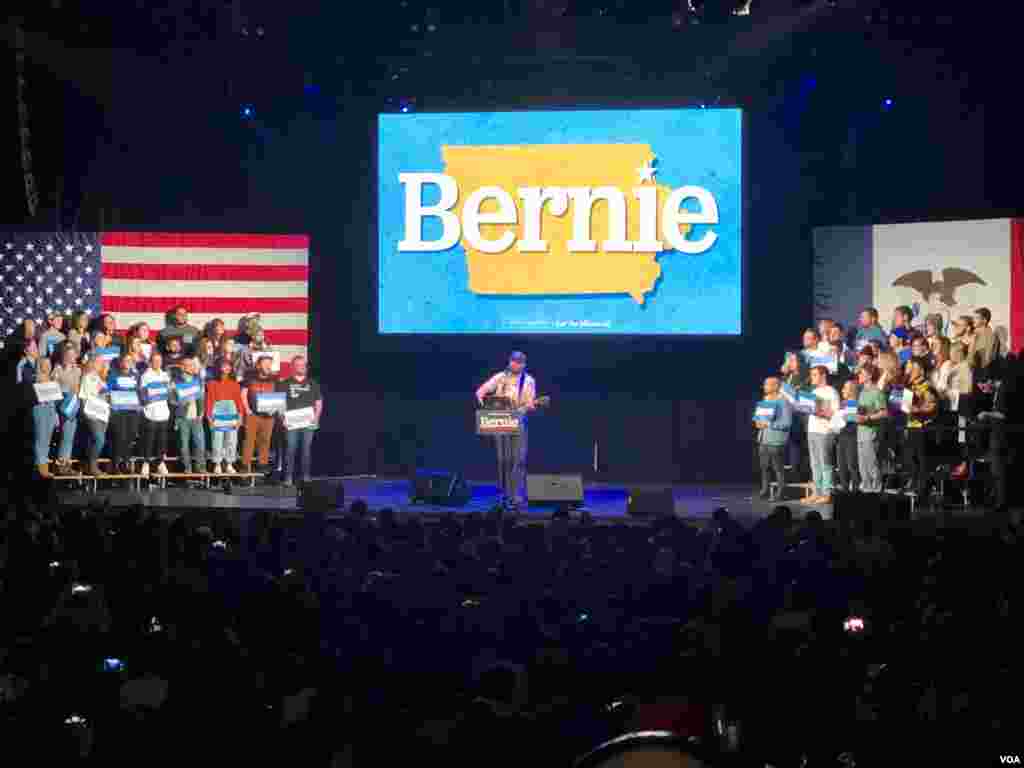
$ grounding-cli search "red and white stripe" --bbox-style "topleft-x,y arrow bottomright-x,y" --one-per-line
100,232 -> 309,377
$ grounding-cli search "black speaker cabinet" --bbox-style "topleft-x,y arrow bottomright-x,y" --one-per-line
527,474 -> 584,507
626,487 -> 676,518
299,479 -> 346,511
834,491 -> 912,525
410,470 -> 472,507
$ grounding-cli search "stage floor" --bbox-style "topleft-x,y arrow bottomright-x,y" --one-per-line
56,475 -> 773,523
53,474 -> 999,527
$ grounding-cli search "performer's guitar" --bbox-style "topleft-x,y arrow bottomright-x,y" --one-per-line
482,395 -> 550,414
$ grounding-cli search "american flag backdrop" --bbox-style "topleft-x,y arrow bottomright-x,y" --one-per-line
1,232 -> 309,376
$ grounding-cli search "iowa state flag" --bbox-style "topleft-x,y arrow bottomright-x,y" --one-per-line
813,218 -> 1024,354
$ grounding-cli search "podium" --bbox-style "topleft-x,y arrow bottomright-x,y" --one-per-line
476,409 -> 523,436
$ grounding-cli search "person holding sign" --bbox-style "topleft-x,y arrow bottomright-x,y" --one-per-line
171,358 -> 207,474
107,354 -> 142,474
52,344 -> 82,476
276,355 -> 323,486
903,359 -> 939,497
26,359 -> 60,478
205,358 -> 245,474
139,352 -> 172,478
834,379 -> 861,494
241,355 -> 280,473
753,376 -> 792,500
805,365 -> 840,506
78,357 -> 110,477
238,324 -> 276,380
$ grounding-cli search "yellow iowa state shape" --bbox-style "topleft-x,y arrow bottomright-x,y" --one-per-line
442,144 -> 688,304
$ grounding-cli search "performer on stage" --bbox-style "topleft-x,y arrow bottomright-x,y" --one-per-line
475,351 -> 537,510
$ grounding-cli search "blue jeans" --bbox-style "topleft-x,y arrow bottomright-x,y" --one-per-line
857,431 -> 882,492
807,432 -> 834,496
210,428 -> 239,463
284,427 -> 315,480
32,404 -> 57,466
176,418 -> 206,466
58,411 -> 77,460
85,417 -> 107,463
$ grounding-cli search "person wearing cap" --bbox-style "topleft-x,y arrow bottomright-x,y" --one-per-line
475,351 -> 537,510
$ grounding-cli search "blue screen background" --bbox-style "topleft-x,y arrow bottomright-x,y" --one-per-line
378,108 -> 742,335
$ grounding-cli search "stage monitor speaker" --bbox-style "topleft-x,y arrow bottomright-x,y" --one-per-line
411,470 -> 472,507
299,479 -> 345,512
527,474 -> 584,507
833,491 -> 883,526
627,487 -> 676,518
834,491 -> 912,525
880,493 -> 913,523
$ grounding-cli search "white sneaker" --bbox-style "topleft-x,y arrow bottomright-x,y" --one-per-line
213,463 -> 222,475
140,462 -> 150,477
157,461 -> 169,476
225,463 -> 237,475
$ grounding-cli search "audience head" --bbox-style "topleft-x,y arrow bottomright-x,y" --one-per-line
149,351 -> 163,371
951,315 -> 974,338
809,365 -> 828,387
210,318 -> 225,338
218,357 -> 233,380
857,362 -> 879,386
71,310 -> 89,333
910,334 -> 929,359
172,304 -> 189,327
292,355 -> 308,378
198,337 -> 215,363
762,376 -> 780,396
801,328 -> 819,350
924,314 -> 943,338
856,347 -> 875,369
974,307 -> 991,327
100,313 -> 117,335
893,305 -> 913,329
47,312 -> 64,331
932,336 -> 951,363
36,357 -> 53,381
59,343 -> 77,368
816,318 -> 835,340
841,378 -> 859,400
166,337 -> 182,355
132,322 -> 151,341
827,323 -> 844,345
877,351 -> 901,383
257,355 -> 274,377
859,307 -> 879,328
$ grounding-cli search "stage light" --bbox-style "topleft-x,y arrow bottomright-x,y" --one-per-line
241,104 -> 255,118
882,98 -> 893,110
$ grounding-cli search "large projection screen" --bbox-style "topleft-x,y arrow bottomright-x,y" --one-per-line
378,108 -> 742,335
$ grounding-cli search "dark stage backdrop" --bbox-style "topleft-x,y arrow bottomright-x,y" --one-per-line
4,12 -> 1018,484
